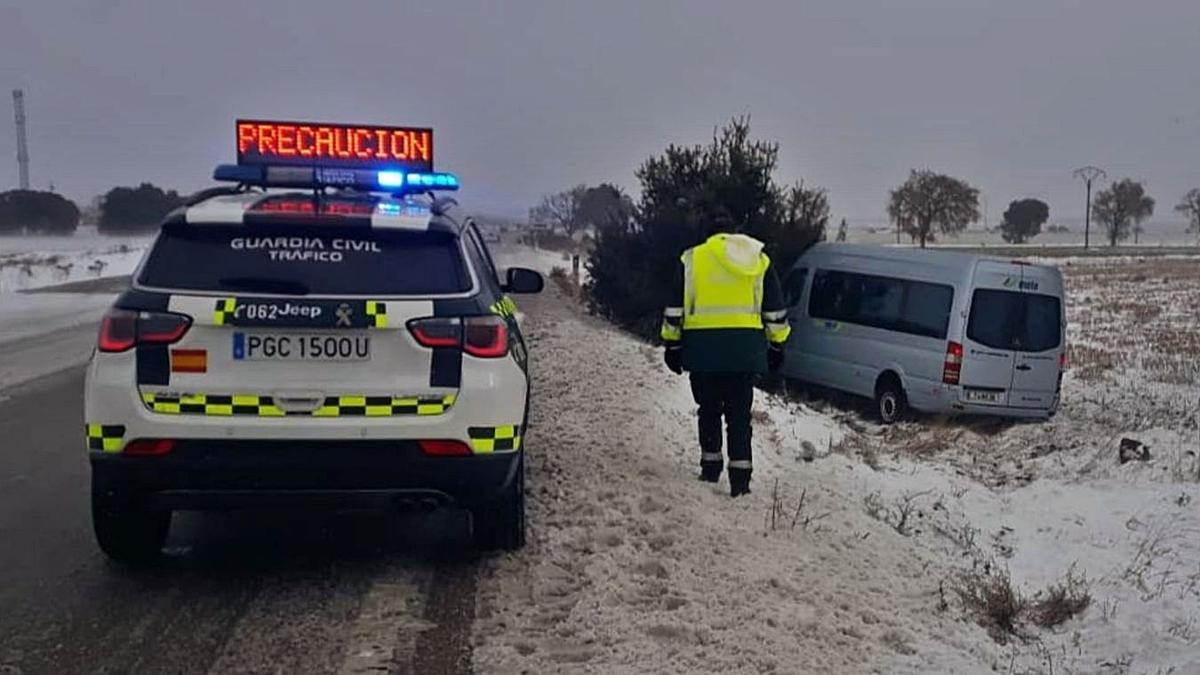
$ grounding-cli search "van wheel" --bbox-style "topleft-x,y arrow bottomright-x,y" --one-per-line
92,486 -> 170,565
470,454 -> 526,552
875,378 -> 907,425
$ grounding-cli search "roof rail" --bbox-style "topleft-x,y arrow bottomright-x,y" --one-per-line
183,185 -> 256,207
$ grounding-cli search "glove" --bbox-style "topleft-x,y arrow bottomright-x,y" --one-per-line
664,346 -> 683,375
768,346 -> 785,372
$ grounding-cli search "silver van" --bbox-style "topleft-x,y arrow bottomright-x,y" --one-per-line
780,244 -> 1066,423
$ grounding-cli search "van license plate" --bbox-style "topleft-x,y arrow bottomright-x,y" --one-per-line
966,390 -> 1001,403
233,333 -> 370,362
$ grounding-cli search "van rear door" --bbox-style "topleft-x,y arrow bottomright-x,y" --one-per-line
1007,265 -> 1064,409
961,262 -> 1064,410
960,260 -> 1022,406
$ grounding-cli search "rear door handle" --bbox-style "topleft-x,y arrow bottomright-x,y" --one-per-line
1015,364 -> 1032,371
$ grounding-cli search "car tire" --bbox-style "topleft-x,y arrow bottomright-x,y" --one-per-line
470,454 -> 526,552
92,486 -> 170,565
875,379 -> 908,425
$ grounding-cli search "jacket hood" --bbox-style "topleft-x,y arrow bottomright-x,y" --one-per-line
703,234 -> 769,276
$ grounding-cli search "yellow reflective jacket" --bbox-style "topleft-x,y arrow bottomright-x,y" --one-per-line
661,234 -> 791,374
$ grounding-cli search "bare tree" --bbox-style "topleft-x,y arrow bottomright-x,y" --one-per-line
1175,189 -> 1200,242
529,185 -> 588,237
1092,179 -> 1155,247
887,170 -> 980,248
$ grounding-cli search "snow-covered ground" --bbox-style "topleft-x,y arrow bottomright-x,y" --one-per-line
475,286 -> 1010,674
0,228 -> 152,294
474,252 -> 1200,674
0,229 -> 151,389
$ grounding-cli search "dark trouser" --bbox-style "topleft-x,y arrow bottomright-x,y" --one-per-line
689,373 -> 754,484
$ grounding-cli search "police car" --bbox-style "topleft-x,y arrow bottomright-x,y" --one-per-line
85,120 -> 543,563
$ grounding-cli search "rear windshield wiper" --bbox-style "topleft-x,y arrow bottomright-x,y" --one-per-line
217,276 -> 310,296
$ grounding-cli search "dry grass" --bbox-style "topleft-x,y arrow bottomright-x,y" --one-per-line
1067,344 -> 1124,382
957,567 -> 1027,643
956,566 -> 1092,644
1029,568 -> 1092,628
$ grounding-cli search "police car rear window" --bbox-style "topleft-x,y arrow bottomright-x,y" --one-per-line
138,223 -> 472,296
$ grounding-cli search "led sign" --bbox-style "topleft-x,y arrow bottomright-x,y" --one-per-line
236,120 -> 434,172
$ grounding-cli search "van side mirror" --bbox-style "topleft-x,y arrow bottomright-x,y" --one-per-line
503,267 -> 544,294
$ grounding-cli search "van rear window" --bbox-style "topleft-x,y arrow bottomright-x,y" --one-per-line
138,223 -> 471,296
967,289 -> 1061,352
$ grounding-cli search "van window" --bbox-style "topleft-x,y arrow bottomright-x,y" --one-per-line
967,289 -> 1061,352
809,270 -> 953,339
783,267 -> 808,306
902,282 -> 954,339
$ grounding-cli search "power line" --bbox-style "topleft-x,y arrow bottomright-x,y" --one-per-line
1073,166 -> 1106,249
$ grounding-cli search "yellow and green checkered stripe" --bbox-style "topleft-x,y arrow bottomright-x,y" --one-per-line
467,425 -> 522,453
86,424 -> 126,453
141,392 -> 456,417
490,295 -> 518,319
365,301 -> 388,328
213,298 -> 237,325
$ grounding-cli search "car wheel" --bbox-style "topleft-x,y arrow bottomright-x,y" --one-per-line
470,454 -> 526,552
875,379 -> 907,425
92,483 -> 170,565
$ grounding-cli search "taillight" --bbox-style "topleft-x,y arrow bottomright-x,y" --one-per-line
1059,351 -> 1068,370
463,316 -> 508,358
98,309 -> 192,353
407,315 -> 510,359
943,341 -> 963,385
123,439 -> 176,456
419,440 -> 472,456
408,317 -> 462,348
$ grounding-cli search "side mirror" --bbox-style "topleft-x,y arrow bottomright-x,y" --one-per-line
503,267 -> 544,294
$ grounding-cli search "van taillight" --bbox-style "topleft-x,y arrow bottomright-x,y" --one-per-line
1059,351 -> 1068,370
407,315 -> 510,359
943,341 -> 963,385
98,309 -> 192,353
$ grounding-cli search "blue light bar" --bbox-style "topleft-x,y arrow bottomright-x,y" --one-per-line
213,164 -> 459,194
377,171 -> 405,188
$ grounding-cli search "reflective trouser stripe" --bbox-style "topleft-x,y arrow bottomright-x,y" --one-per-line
728,460 -> 753,470
701,452 -> 724,462
762,309 -> 788,321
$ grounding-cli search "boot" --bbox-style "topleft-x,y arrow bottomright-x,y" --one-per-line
699,461 -> 723,483
729,468 -> 752,497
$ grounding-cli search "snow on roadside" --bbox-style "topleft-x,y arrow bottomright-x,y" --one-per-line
0,229 -> 152,293
473,288 -> 1009,674
0,293 -> 115,344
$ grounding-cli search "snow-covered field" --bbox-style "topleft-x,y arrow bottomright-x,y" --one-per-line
0,229 -> 152,388
475,253 -> 1200,674
0,227 -> 152,294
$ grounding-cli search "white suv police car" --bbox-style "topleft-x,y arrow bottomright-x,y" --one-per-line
85,121 -> 543,563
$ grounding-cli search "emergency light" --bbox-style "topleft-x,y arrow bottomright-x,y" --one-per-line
217,119 -> 459,195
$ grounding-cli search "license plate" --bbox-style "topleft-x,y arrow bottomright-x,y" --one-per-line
232,332 -> 370,362
965,389 -> 1001,403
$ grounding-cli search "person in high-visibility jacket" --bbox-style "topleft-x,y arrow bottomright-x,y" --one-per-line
661,224 -> 791,497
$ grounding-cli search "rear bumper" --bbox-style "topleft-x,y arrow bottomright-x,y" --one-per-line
911,383 -> 1059,419
90,439 -> 520,510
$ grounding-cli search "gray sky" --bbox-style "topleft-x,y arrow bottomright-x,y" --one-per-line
2,0 -> 1198,225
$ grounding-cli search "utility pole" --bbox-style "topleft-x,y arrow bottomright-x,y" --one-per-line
12,89 -> 30,190
1073,166 -> 1106,250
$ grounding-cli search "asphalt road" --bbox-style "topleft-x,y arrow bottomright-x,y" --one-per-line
0,366 -> 481,675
